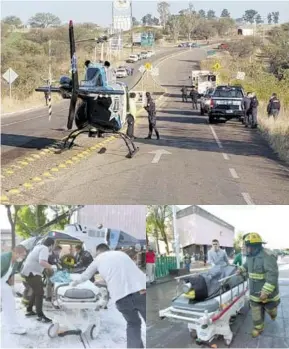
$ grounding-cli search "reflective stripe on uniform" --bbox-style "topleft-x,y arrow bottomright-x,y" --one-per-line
262,282 -> 275,293
250,294 -> 280,303
249,273 -> 265,280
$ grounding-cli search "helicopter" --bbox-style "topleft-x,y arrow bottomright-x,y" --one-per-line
35,20 -> 139,158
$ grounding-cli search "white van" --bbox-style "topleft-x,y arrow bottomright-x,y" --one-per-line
127,54 -> 138,63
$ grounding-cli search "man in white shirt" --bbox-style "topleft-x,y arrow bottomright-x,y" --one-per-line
71,243 -> 146,348
207,239 -> 229,267
21,237 -> 56,323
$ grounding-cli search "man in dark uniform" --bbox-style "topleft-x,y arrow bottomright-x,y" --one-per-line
242,92 -> 252,127
144,92 -> 160,140
267,93 -> 281,118
190,87 -> 199,110
74,245 -> 94,282
250,93 -> 259,128
180,86 -> 188,102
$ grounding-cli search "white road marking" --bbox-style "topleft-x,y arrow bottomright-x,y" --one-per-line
2,108 -> 68,127
242,192 -> 255,205
222,153 -> 229,160
229,168 -> 239,179
209,125 -> 223,149
149,149 -> 172,163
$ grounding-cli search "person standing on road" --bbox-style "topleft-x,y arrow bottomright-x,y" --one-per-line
242,92 -> 252,127
250,92 -> 259,128
207,239 -> 229,267
184,253 -> 191,273
146,247 -> 156,283
71,244 -> 146,349
126,92 -> 137,139
1,245 -> 28,335
267,93 -> 281,119
144,92 -> 160,140
131,67 -> 134,76
237,233 -> 280,338
190,87 -> 199,110
21,237 -> 57,323
181,86 -> 188,102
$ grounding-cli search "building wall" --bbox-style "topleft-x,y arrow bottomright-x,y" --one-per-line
1,229 -> 21,252
74,205 -> 146,239
176,212 -> 234,248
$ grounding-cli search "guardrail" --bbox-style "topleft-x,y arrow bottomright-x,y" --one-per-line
155,256 -> 178,278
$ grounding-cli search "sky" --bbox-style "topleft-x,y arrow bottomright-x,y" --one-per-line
1,205 -> 289,249
1,0 -> 289,26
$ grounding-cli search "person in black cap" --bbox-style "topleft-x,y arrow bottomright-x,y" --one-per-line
144,92 -> 160,140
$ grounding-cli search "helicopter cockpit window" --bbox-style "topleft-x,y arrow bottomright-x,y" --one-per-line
81,68 -> 103,87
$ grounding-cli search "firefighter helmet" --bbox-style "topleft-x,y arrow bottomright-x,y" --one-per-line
244,233 -> 265,245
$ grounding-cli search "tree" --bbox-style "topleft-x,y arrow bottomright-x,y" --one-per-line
152,17 -> 160,26
193,22 -> 215,39
234,232 -> 244,253
5,206 -> 21,249
272,12 -> 279,24
146,206 -> 172,255
255,14 -> 264,24
2,16 -> 22,27
28,12 -> 61,28
15,205 -> 48,238
179,4 -> 199,41
132,17 -> 140,26
198,10 -> 206,18
142,14 -> 154,26
220,9 -> 230,18
167,14 -> 181,42
267,13 -> 272,25
243,9 -> 258,24
157,1 -> 170,28
207,10 -> 216,20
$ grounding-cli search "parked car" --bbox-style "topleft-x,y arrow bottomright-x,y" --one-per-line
126,54 -> 138,63
140,51 -> 148,59
116,68 -> 128,78
147,50 -> 155,56
208,85 -> 245,123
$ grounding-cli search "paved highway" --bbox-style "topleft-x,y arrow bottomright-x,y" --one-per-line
1,48 -> 289,204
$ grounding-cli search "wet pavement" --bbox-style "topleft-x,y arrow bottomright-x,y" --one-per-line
147,274 -> 289,348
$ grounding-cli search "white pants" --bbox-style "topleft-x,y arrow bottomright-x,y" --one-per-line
147,263 -> 155,283
1,278 -> 19,329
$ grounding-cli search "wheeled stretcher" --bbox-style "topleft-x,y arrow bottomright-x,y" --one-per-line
159,267 -> 249,347
48,274 -> 109,340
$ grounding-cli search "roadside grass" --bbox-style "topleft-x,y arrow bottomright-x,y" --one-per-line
201,55 -> 289,164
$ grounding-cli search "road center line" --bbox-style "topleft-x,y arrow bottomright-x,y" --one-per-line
229,168 -> 239,179
242,192 -> 255,205
209,125 -> 223,149
2,108 -> 69,127
222,153 -> 229,160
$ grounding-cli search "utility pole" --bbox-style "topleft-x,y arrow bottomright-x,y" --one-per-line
172,205 -> 180,268
48,39 -> 52,121
130,0 -> 134,53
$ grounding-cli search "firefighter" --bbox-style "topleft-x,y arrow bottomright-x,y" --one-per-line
237,233 -> 280,338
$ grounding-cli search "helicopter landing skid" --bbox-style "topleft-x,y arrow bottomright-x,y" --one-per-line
61,127 -> 139,158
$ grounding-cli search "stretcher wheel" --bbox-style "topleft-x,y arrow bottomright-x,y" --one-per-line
90,318 -> 101,340
48,323 -> 60,338
224,338 -> 232,346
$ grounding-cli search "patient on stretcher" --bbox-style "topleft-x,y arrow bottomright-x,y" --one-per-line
182,265 -> 245,302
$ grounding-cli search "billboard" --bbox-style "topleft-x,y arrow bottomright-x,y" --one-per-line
113,15 -> 131,31
133,33 -> 141,44
141,32 -> 155,47
114,0 -> 130,10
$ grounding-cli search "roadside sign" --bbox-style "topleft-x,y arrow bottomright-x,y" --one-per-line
145,62 -> 152,71
2,68 -> 18,99
139,65 -> 146,73
236,71 -> 245,80
212,63 -> 221,71
2,68 -> 18,84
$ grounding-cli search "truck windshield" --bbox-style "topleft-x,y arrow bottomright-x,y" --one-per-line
213,89 -> 243,98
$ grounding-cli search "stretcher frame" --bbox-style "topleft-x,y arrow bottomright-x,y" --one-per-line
159,273 -> 249,347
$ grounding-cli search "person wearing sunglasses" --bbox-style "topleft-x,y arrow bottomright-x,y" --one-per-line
207,239 -> 229,267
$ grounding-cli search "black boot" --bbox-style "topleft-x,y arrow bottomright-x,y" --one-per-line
37,313 -> 52,323
145,136 -> 151,139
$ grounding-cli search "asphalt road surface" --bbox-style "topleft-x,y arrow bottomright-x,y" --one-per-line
147,264 -> 289,348
2,48 -> 289,204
